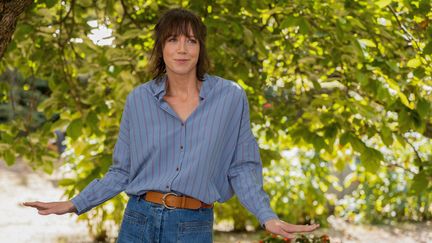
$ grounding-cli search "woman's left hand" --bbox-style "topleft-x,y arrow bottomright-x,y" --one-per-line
264,218 -> 320,240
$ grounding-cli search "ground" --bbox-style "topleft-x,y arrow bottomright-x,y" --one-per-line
1,159 -> 431,243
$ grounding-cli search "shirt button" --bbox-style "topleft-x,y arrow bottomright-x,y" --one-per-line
166,185 -> 169,189
180,145 -> 183,149
176,167 -> 179,171
181,123 -> 184,126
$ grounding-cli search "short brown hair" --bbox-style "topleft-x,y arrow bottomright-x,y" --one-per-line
150,8 -> 210,82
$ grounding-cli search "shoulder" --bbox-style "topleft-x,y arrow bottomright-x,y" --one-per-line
125,79 -> 156,102
207,74 -> 246,98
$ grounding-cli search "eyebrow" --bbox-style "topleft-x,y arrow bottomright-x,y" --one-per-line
167,34 -> 196,38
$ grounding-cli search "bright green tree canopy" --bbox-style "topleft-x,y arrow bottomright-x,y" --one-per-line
1,0 -> 431,238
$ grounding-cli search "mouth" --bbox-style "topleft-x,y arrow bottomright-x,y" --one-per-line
174,59 -> 189,63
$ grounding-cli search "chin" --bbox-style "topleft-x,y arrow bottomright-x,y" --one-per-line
167,67 -> 196,76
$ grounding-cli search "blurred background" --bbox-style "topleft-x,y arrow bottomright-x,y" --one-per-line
0,0 -> 431,242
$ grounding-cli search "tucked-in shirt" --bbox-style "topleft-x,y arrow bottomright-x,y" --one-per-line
71,74 -> 278,226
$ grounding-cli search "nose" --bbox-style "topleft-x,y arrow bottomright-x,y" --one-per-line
176,37 -> 187,53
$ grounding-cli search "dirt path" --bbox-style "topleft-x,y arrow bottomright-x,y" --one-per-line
0,160 -> 91,243
1,159 -> 431,243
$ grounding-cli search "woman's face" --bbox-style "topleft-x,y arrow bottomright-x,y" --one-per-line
162,28 -> 200,78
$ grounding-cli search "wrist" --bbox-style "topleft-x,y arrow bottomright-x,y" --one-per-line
67,201 -> 77,213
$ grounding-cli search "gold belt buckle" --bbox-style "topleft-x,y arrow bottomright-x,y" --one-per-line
162,192 -> 178,209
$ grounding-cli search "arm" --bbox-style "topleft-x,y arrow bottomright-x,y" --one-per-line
227,89 -> 278,227
70,95 -> 132,215
24,95 -> 132,215
227,89 -> 319,239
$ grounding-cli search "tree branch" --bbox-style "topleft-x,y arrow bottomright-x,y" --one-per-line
120,0 -> 143,29
387,5 -> 421,51
403,135 -> 424,171
0,0 -> 33,59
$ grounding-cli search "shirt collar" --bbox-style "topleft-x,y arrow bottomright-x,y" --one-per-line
151,74 -> 214,102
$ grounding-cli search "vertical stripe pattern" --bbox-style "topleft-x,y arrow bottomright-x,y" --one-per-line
71,74 -> 278,226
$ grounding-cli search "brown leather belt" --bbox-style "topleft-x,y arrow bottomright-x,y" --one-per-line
142,191 -> 213,210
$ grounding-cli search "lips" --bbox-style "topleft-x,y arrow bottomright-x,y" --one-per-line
174,59 -> 189,64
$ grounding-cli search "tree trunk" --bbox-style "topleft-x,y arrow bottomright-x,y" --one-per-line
0,0 -> 33,59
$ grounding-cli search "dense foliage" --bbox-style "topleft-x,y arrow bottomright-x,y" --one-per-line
1,0 -> 431,239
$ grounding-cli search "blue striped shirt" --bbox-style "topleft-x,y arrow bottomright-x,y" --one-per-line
71,74 -> 278,226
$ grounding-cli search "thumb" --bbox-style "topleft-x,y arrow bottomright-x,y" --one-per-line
39,204 -> 70,215
38,209 -> 53,215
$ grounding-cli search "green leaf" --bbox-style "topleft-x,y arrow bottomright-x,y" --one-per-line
417,98 -> 431,117
395,133 -> 407,147
349,133 -> 366,153
43,161 -> 54,174
311,134 -> 328,152
423,41 -> 432,55
86,111 -> 100,134
45,0 -> 57,8
398,109 -> 412,132
407,58 -> 421,68
385,61 -> 399,73
311,79 -> 322,89
298,17 -> 311,34
4,150 -> 15,166
411,172 -> 429,194
243,27 -> 254,47
340,132 -> 366,152
380,126 -> 393,146
2,133 -> 14,144
335,158 -> 346,172
399,93 -> 415,110
356,71 -> 369,87
358,39 -> 376,48
37,97 -> 55,112
376,0 -> 392,8
339,132 -> 349,146
413,67 -> 426,79
280,16 -> 299,29
360,147 -> 383,173
58,178 -> 76,186
14,24 -> 33,39
66,119 -> 82,140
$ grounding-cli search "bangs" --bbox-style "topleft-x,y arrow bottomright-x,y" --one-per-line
161,19 -> 198,40
155,10 -> 205,44
150,8 -> 209,81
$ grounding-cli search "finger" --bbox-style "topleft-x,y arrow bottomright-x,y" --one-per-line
277,228 -> 296,240
282,223 -> 320,233
23,202 -> 50,210
39,209 -> 55,215
270,225 -> 296,240
39,205 -> 68,215
38,210 -> 50,215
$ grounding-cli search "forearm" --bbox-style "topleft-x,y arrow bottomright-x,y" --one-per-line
228,164 -> 279,226
71,167 -> 129,215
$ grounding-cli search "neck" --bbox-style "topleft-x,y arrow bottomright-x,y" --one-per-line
165,71 -> 201,98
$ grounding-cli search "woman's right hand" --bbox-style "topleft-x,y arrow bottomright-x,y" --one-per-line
23,200 -> 77,215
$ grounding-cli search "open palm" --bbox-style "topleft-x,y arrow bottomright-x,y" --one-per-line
264,218 -> 320,239
22,201 -> 76,215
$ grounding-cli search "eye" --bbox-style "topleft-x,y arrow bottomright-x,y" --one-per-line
187,38 -> 197,44
167,37 -> 177,42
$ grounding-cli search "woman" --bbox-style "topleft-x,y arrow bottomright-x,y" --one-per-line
23,8 -> 319,242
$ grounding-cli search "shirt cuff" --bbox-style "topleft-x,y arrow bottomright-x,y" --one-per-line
257,208 -> 279,228
70,194 -> 90,215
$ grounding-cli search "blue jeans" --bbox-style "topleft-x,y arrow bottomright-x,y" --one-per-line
117,194 -> 214,243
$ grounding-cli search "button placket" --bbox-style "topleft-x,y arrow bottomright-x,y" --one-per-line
167,121 -> 186,191
180,122 -> 185,152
